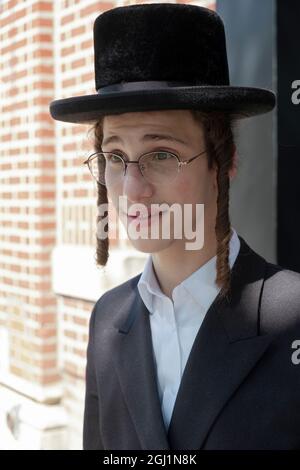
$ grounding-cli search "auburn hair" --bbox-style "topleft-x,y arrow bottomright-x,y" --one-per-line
87,110 -> 238,302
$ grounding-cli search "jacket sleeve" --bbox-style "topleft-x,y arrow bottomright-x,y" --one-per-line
83,301 -> 104,450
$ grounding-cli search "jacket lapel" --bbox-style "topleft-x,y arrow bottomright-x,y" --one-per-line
112,285 -> 170,450
111,235 -> 275,450
167,236 -> 275,449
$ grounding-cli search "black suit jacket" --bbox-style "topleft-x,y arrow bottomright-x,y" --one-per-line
83,235 -> 300,450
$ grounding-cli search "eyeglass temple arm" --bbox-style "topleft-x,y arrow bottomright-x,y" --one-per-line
180,149 -> 207,165
83,152 -> 101,165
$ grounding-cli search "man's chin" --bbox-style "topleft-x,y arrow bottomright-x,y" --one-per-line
128,237 -> 173,253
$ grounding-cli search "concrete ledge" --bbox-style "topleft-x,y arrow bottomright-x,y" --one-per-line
0,384 -> 68,450
52,244 -> 147,302
0,370 -> 62,404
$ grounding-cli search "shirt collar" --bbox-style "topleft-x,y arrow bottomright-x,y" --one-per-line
137,227 -> 241,314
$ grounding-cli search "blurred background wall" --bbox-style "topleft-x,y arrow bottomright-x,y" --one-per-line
217,0 -> 276,262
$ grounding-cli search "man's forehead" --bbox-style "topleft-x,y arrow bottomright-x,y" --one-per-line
102,117 -> 193,148
102,132 -> 189,147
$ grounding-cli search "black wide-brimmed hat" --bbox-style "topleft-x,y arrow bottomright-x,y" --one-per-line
49,2 -> 276,124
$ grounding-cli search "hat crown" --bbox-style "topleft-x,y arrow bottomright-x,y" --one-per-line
93,3 -> 230,91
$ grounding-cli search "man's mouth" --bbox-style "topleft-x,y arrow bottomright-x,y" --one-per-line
127,211 -> 151,219
124,209 -> 166,224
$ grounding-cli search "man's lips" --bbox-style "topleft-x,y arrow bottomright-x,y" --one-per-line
123,209 -> 165,219
126,212 -> 154,220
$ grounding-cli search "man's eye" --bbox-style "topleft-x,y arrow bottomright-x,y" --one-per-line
108,154 -> 123,162
152,152 -> 172,160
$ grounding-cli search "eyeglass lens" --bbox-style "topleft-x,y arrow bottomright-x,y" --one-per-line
89,152 -> 179,186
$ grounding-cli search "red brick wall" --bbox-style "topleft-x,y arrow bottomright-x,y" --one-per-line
0,0 -> 58,394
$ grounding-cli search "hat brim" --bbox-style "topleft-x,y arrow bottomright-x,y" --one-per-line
49,85 -> 276,124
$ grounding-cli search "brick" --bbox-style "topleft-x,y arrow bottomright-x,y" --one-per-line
32,2 -> 53,13
80,2 -> 113,18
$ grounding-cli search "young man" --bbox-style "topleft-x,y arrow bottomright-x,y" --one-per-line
49,4 -> 300,450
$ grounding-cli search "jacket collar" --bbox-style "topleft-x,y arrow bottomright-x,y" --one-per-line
137,227 -> 241,315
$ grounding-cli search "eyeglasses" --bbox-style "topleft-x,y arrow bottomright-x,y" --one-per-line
84,148 -> 207,187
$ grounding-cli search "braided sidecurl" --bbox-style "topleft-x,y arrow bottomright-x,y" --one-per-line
88,116 -> 109,267
88,110 -> 237,301
191,110 -> 237,302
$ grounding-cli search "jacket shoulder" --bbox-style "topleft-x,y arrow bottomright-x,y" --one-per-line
261,261 -> 300,333
91,272 -> 142,325
264,261 -> 300,301
97,271 -> 142,303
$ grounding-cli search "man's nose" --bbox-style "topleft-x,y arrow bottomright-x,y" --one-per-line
124,161 -> 143,178
122,162 -> 152,198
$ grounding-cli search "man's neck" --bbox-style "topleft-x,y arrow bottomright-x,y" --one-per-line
151,231 -> 219,300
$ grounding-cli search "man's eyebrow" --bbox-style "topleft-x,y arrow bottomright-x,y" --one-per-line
102,133 -> 188,147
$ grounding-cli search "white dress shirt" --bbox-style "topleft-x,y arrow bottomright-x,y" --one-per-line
137,227 -> 241,431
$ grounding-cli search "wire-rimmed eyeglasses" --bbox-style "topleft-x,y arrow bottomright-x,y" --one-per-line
83,148 -> 207,186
